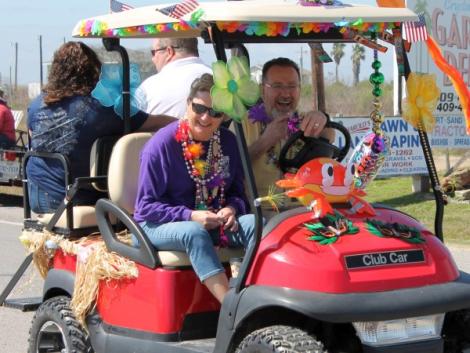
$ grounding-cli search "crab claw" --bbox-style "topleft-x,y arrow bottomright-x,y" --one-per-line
276,178 -> 301,189
284,187 -> 311,198
308,195 -> 334,219
348,195 -> 376,216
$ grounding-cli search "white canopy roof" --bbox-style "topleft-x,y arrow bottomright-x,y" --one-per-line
72,1 -> 418,38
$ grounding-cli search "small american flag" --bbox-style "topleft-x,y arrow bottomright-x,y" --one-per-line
158,0 -> 199,19
110,0 -> 133,13
404,13 -> 428,42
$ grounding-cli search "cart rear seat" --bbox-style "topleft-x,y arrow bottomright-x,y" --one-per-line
35,135 -> 119,231
37,206 -> 100,229
107,132 -> 243,267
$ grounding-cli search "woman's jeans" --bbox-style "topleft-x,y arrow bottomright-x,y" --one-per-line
139,214 -> 256,281
28,182 -> 62,213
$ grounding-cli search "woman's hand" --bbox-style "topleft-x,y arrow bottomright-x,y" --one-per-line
217,206 -> 238,232
191,210 -> 224,230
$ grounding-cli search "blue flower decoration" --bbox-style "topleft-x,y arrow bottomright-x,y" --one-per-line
91,63 -> 146,118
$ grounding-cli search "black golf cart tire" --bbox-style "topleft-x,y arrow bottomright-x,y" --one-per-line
235,325 -> 326,353
28,296 -> 92,353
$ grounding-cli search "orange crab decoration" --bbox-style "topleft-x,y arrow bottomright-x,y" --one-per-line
276,158 -> 376,218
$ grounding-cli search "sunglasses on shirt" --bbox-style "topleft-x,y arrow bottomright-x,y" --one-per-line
191,102 -> 224,118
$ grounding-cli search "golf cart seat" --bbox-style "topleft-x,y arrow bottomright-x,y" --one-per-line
37,206 -> 99,229
33,135 -> 119,233
106,132 -> 243,267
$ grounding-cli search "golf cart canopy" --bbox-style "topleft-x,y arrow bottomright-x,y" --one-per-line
72,1 -> 418,39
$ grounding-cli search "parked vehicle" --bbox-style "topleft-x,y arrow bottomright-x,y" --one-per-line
0,111 -> 27,186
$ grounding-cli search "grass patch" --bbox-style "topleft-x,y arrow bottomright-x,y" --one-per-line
365,177 -> 470,243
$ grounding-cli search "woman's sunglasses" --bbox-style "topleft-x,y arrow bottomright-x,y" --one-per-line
191,102 -> 223,118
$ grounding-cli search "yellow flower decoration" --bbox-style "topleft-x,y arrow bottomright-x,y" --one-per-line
194,160 -> 207,177
402,73 -> 440,132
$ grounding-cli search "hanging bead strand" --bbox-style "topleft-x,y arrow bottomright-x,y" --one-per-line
349,32 -> 390,190
369,32 -> 385,135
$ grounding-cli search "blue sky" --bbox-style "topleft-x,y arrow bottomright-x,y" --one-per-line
1,0 -> 382,86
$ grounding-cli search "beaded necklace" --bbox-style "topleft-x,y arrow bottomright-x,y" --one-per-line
175,120 -> 226,211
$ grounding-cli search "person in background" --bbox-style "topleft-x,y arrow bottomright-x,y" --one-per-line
0,87 -> 16,149
134,74 -> 255,303
241,57 -> 334,206
27,41 -> 175,214
137,37 -> 211,118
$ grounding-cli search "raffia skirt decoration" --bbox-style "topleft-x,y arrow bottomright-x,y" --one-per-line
19,229 -> 138,327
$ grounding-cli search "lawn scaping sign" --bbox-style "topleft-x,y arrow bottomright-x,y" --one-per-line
334,116 -> 470,176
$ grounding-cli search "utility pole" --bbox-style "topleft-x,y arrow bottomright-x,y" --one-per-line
9,66 -> 12,94
39,35 -> 44,88
299,46 -> 309,83
309,43 -> 326,111
14,42 -> 18,91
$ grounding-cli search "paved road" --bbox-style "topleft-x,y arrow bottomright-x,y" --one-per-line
0,195 -> 39,353
1,195 -> 470,353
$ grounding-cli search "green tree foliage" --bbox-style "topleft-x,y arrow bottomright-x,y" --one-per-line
299,80 -> 393,117
351,44 -> 366,86
331,43 -> 346,82
414,0 -> 432,32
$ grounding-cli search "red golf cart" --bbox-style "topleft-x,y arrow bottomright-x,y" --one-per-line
3,1 -> 470,353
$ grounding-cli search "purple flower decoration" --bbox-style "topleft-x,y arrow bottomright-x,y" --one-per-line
207,174 -> 224,189
248,103 -> 272,124
299,0 -> 342,6
248,102 -> 300,135
288,114 -> 300,134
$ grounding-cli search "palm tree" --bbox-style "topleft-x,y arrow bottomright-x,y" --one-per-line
413,0 -> 431,72
331,43 -> 346,82
414,0 -> 432,33
351,44 -> 365,86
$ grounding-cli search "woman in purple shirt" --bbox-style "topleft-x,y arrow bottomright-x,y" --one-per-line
134,74 -> 254,303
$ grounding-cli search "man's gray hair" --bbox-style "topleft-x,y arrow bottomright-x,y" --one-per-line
160,37 -> 199,56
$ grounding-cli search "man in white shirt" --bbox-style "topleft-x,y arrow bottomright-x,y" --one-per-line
137,37 -> 212,118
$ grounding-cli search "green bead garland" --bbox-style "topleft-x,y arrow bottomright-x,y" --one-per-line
370,63 -> 383,97
369,33 -> 385,134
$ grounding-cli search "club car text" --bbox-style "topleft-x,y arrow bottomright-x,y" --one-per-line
345,250 -> 425,269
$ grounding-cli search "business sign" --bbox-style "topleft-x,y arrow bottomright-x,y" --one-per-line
432,115 -> 470,147
335,117 -> 427,176
406,0 -> 470,118
334,114 -> 470,175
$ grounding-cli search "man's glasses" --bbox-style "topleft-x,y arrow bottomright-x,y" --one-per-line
264,82 -> 300,91
191,102 -> 223,118
150,46 -> 180,56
